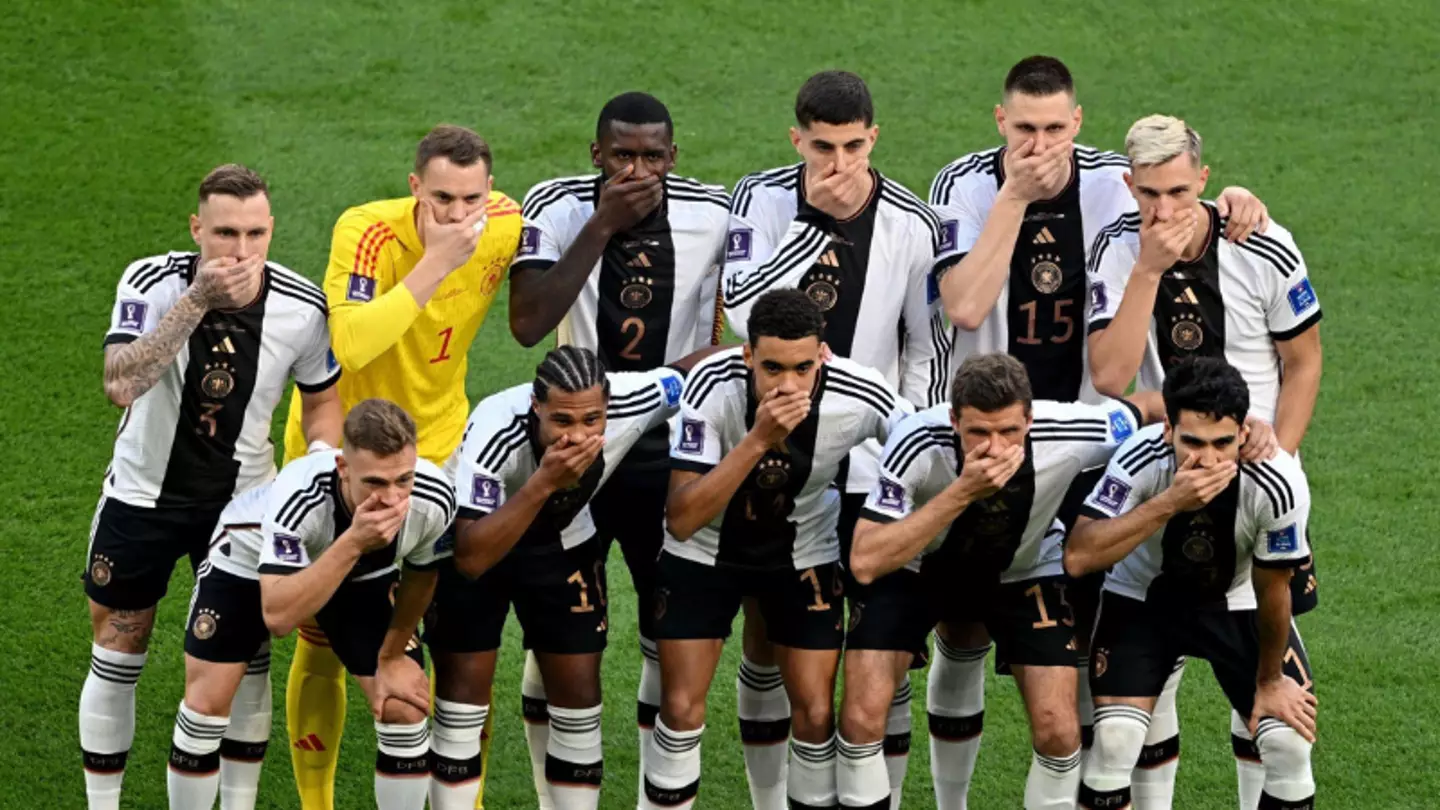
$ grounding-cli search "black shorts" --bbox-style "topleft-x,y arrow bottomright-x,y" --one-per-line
845,568 -> 931,665
926,572 -> 1081,668
652,552 -> 845,650
85,497 -> 225,610
591,464 -> 668,640
1089,592 -> 1314,718
1292,548 -> 1318,615
186,565 -> 396,677
425,540 -> 609,656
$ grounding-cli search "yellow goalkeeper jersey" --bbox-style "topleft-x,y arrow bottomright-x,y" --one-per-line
282,192 -> 522,465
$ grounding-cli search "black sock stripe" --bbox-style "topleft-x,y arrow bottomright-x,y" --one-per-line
544,753 -> 604,786
883,731 -> 911,756
644,776 -> 700,806
892,681 -> 913,704
1231,732 -> 1262,762
375,751 -> 430,777
654,726 -> 703,753
837,739 -> 885,759
928,711 -> 984,741
1137,734 -> 1180,768
522,695 -> 550,722
219,738 -> 268,762
89,655 -> 145,674
637,702 -> 659,728
738,717 -> 791,744
168,744 -> 221,774
1078,783 -> 1132,809
430,753 -> 483,785
82,749 -> 129,773
176,713 -> 228,739
934,638 -> 991,662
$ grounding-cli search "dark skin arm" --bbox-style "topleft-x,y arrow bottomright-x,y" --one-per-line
509,165 -> 663,346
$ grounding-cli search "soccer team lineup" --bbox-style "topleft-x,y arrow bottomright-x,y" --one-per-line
82,57 -> 1335,810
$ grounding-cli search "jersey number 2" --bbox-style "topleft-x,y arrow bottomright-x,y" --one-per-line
619,317 -> 646,361
430,327 -> 455,364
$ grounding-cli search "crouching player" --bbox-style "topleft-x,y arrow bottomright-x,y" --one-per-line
168,400 -> 454,810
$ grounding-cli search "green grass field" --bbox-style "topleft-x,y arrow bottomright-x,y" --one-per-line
3,0 -> 1438,806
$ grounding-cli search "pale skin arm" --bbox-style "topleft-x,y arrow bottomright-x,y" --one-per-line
259,540 -> 363,637
1063,500 -> 1181,578
102,290 -> 209,407
665,435 -> 769,541
1273,327 -> 1322,453
849,485 -> 978,585
1251,563 -> 1318,741
1087,271 -> 1163,398
379,567 -> 437,661
938,193 -> 1029,330
298,386 -> 344,449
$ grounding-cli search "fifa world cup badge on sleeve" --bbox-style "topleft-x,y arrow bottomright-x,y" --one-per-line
118,300 -> 148,331
1090,282 -> 1108,318
725,228 -> 752,262
1108,410 -> 1133,442
518,225 -> 541,257
347,273 -> 374,302
1093,476 -> 1131,515
472,475 -> 501,511
1287,278 -> 1317,315
938,219 -> 958,254
678,418 -> 705,454
1267,524 -> 1299,554
273,534 -> 303,564
877,478 -> 906,512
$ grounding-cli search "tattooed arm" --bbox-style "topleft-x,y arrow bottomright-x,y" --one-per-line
102,255 -> 262,408
103,290 -> 209,408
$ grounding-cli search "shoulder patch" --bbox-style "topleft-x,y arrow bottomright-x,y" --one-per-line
1092,475 -> 1132,515
1089,280 -> 1109,318
347,273 -> 375,302
876,477 -> 907,511
272,533 -> 303,564
938,219 -> 958,254
471,475 -> 501,510
1266,524 -> 1298,554
118,300 -> 147,330
1287,278 -> 1317,315
726,228 -> 752,261
518,225 -> 541,257
678,418 -> 706,454
1108,409 -> 1133,443
662,374 -> 682,408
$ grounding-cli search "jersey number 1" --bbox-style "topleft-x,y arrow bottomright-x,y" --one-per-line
430,327 -> 454,364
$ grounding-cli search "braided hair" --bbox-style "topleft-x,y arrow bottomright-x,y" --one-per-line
533,345 -> 610,403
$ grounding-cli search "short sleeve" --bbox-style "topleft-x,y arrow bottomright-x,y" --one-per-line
929,200 -> 983,272
104,258 -> 176,348
453,428 -> 515,523
258,483 -> 317,575
1250,227 -> 1322,341
1086,221 -> 1140,334
291,313 -> 341,393
510,183 -> 572,273
1079,431 -> 1164,520
860,426 -> 938,525
671,376 -> 725,474
608,367 -> 686,434
403,479 -> 458,571
1246,458 -> 1312,569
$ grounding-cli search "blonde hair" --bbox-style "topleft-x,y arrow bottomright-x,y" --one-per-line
1124,114 -> 1202,168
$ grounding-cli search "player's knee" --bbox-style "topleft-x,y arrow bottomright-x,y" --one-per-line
182,684 -> 235,718
379,698 -> 428,725
432,652 -> 492,704
1030,714 -> 1082,757
660,690 -> 707,731
838,700 -> 887,744
1090,707 -> 1149,771
1255,724 -> 1312,777
790,696 -> 834,740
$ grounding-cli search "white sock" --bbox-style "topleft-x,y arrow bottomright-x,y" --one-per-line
637,638 -> 662,802
1133,661 -> 1183,810
374,719 -> 430,810
1076,657 -> 1095,765
1254,719 -> 1314,806
429,699 -> 488,810
789,734 -> 839,809
641,719 -> 702,809
80,644 -> 145,810
736,656 -> 790,810
522,651 -> 555,810
1026,747 -> 1082,809
547,704 -> 604,810
1079,705 -> 1149,809
928,639 -> 988,810
219,652 -> 271,810
838,735 -> 889,809
1232,710 -> 1265,810
167,701 -> 228,810
885,680 -> 913,809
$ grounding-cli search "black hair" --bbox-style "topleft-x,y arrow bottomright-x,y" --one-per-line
596,92 -> 674,142
1162,356 -> 1250,428
951,353 -> 1033,415
1003,55 -> 1075,98
746,289 -> 825,345
534,346 -> 610,403
795,70 -> 874,128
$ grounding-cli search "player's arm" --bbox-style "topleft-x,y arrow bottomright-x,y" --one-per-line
381,566 -> 436,661
509,168 -> 663,347
721,189 -> 831,339
258,493 -> 407,636
298,387 -> 343,449
324,205 -> 482,372
102,256 -> 259,407
1262,235 -> 1323,453
1087,211 -> 1184,397
293,315 -> 344,448
930,183 -> 1020,331
1273,327 -> 1321,453
1122,390 -> 1165,425
1248,459 -> 1316,738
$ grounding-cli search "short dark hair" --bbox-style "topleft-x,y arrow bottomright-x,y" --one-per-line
596,92 -> 674,141
414,124 -> 492,175
951,353 -> 1033,414
1003,55 -> 1075,98
747,289 -> 825,345
198,164 -> 268,203
795,70 -> 874,128
1162,356 -> 1250,427
344,399 -> 417,456
534,346 -> 610,403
